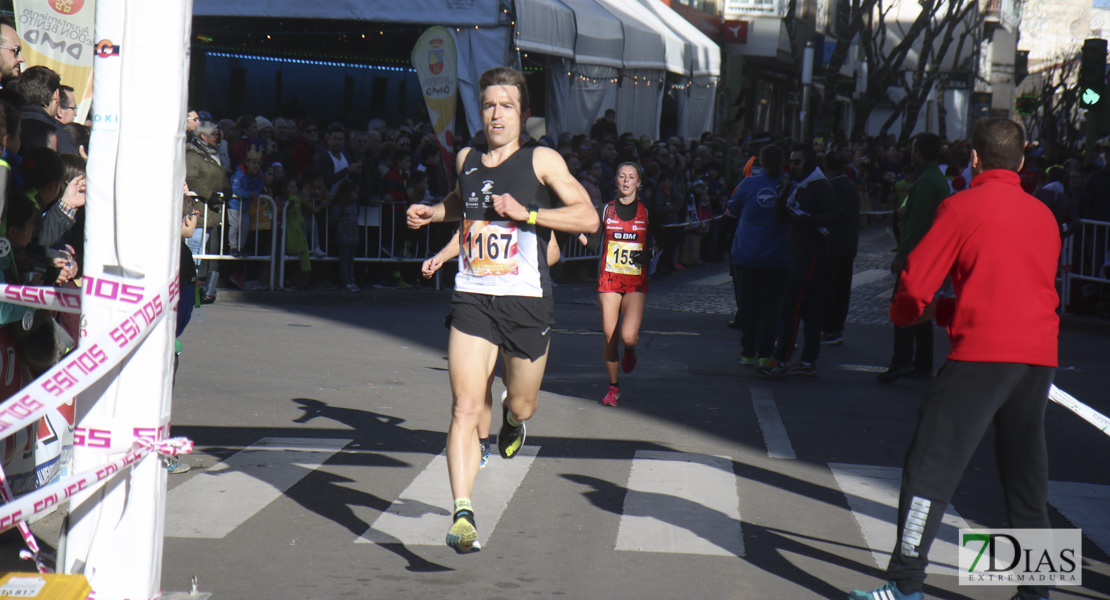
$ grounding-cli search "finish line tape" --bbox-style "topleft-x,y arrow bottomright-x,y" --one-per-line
1049,384 -> 1110,438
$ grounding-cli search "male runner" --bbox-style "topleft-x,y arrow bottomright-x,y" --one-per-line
407,66 -> 598,554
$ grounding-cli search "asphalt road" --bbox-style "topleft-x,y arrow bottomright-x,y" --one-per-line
7,228 -> 1110,599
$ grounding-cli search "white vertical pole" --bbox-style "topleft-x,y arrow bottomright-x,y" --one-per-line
62,0 -> 191,597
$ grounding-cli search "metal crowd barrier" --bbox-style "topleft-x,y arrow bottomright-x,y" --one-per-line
192,194 -> 279,290
1061,218 -> 1110,315
276,201 -> 441,288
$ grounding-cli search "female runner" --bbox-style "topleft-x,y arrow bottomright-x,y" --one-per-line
580,162 -> 656,406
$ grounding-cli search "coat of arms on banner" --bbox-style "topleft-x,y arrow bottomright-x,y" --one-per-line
429,42 -> 445,75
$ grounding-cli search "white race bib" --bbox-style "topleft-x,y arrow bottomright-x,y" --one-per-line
462,220 -> 519,277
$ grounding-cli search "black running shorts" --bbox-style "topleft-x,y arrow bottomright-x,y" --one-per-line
448,291 -> 554,361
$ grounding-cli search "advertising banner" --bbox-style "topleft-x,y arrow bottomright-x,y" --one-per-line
412,26 -> 457,187
11,0 -> 96,122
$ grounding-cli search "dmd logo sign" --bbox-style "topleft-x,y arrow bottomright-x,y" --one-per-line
959,529 -> 1082,586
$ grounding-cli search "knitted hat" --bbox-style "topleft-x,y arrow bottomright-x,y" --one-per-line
255,116 -> 274,132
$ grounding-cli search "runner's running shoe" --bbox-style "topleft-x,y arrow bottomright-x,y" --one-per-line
498,400 -> 526,459
739,354 -> 757,367
787,361 -> 817,377
479,439 -> 491,469
164,457 -> 191,474
847,581 -> 922,600
820,331 -> 844,345
445,509 -> 481,554
602,384 -> 620,406
756,358 -> 789,378
621,348 -> 637,373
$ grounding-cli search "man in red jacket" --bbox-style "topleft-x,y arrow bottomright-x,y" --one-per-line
849,118 -> 1061,600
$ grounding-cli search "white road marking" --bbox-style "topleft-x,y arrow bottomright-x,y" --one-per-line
166,437 -> 351,539
690,273 -> 733,286
552,328 -> 698,337
750,387 -> 796,459
838,364 -> 888,374
829,463 -> 968,575
616,450 -> 744,556
357,445 -> 539,546
1048,481 -> 1110,557
852,269 -> 890,288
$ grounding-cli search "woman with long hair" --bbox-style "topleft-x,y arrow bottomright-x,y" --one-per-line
580,162 -> 657,406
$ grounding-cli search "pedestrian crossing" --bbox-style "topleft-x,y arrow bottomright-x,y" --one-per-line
164,438 -> 1108,568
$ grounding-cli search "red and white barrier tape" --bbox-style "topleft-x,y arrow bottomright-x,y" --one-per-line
0,437 -> 193,537
0,273 -> 175,441
1049,384 -> 1110,438
0,271 -> 185,573
0,283 -> 82,314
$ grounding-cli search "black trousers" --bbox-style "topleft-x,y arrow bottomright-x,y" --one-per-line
889,274 -> 934,372
887,361 -> 1055,600
733,265 -> 789,359
821,254 -> 854,335
773,253 -> 826,364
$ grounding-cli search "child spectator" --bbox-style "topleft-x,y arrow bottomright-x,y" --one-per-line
298,166 -> 330,261
329,179 -> 361,292
279,176 -> 312,289
229,144 -> 263,260
168,196 -> 201,474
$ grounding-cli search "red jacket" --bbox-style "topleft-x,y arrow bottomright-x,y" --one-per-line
890,169 -> 1060,366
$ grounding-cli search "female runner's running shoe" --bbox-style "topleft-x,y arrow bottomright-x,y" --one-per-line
602,384 -> 620,406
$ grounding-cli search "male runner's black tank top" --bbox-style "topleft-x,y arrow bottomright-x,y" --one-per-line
455,143 -> 553,298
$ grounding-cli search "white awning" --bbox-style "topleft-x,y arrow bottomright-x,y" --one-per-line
633,0 -> 720,77
558,0 -> 625,69
595,0 -> 685,74
192,0 -> 504,26
514,0 -> 577,59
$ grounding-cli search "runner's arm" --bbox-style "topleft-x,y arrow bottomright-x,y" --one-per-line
491,147 -> 599,234
423,230 -> 461,278
407,149 -> 468,228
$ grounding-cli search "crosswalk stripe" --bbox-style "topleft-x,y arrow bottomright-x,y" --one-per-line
751,387 -> 796,459
357,445 -> 539,546
829,463 -> 968,575
166,437 -> 351,539
852,269 -> 890,289
690,272 -> 733,286
616,450 -> 744,557
1048,480 -> 1110,557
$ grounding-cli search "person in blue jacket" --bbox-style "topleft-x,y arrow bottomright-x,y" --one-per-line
228,144 -> 264,257
727,144 -> 791,367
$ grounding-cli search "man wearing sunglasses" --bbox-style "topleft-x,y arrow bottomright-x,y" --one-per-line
0,17 -> 24,85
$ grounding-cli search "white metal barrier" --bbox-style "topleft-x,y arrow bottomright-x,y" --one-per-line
192,194 -> 279,290
1061,219 -> 1110,315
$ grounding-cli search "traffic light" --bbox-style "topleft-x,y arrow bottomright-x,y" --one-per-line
1079,38 -> 1107,108
1016,94 -> 1037,116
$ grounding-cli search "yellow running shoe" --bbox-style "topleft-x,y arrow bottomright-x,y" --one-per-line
446,509 -> 481,554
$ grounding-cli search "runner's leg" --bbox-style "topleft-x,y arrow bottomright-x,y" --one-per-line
599,292 -> 622,385
478,371 -> 495,440
619,291 -> 646,350
446,327 -> 499,500
501,342 -> 551,423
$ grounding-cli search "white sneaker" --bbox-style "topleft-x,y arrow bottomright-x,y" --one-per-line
343,283 -> 361,293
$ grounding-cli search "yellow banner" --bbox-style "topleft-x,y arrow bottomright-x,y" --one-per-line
411,26 -> 457,186
12,0 -> 96,122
